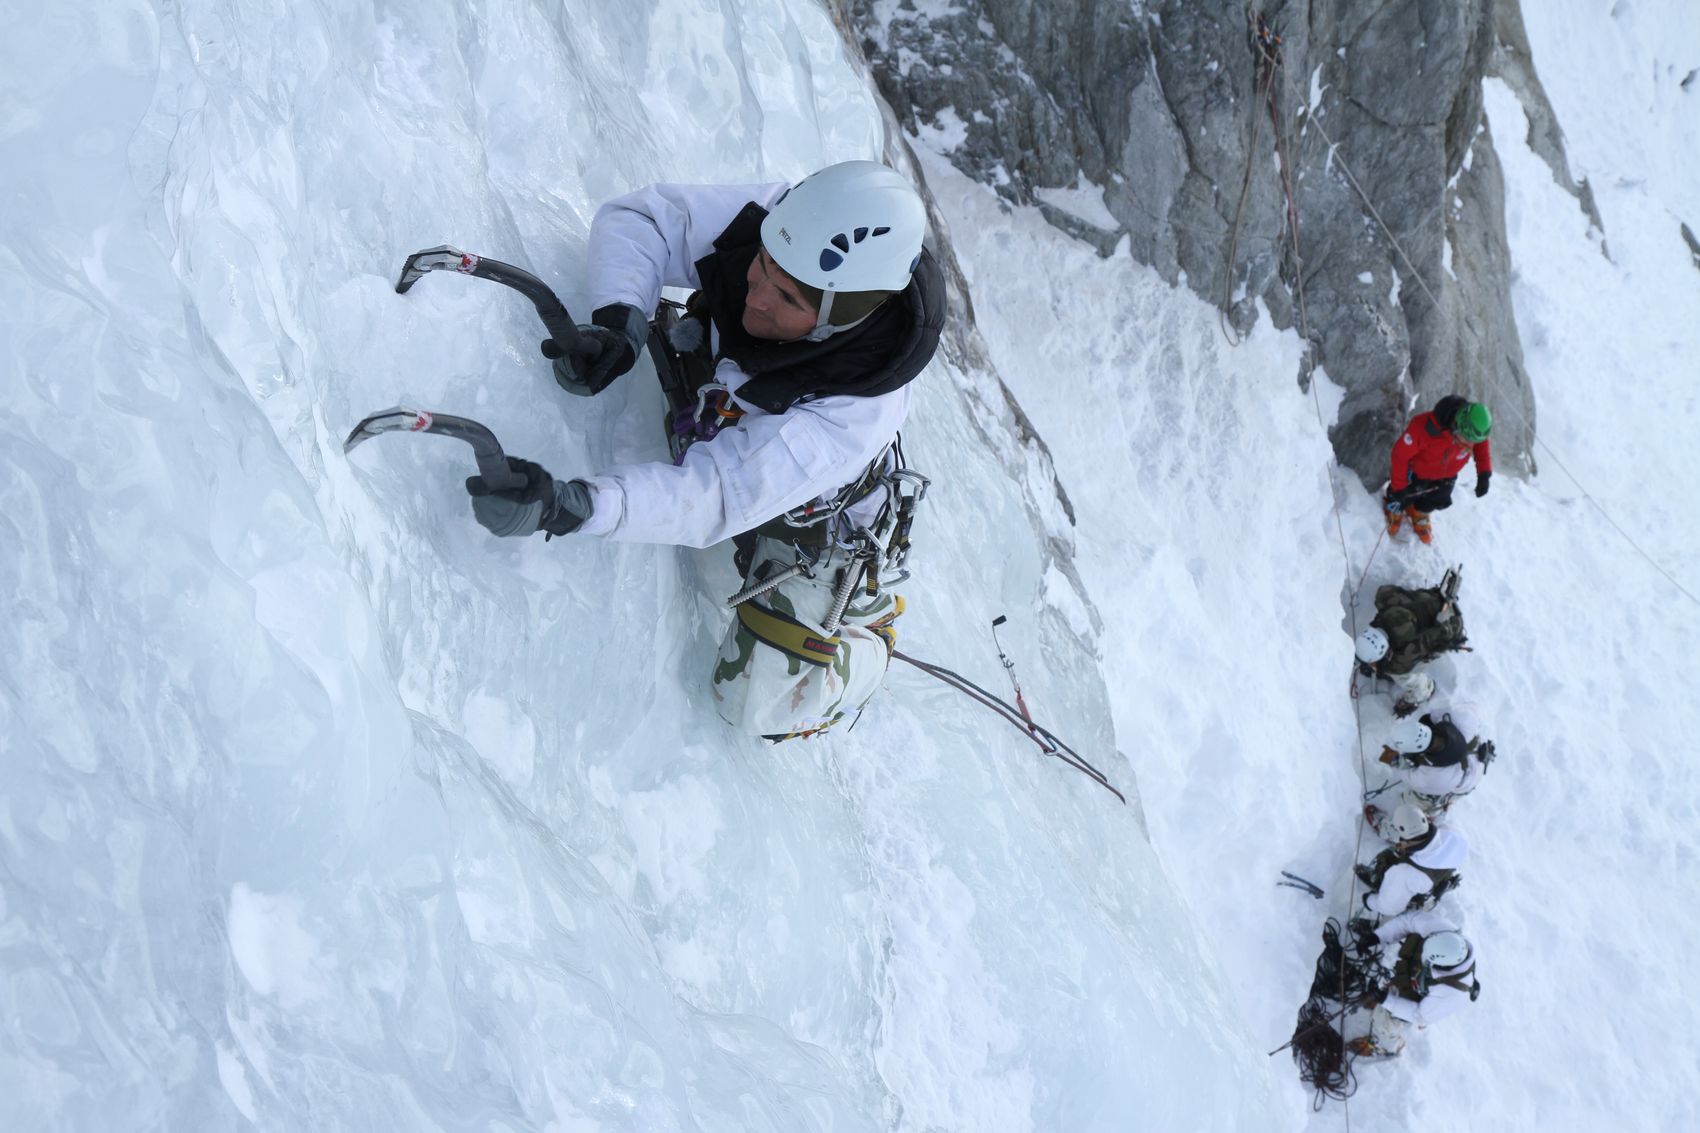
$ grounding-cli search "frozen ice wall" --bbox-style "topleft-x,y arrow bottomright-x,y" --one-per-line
9,0 -> 1695,1129
0,1 -> 1290,1130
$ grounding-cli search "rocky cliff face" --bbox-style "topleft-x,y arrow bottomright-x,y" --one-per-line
843,0 -> 1590,485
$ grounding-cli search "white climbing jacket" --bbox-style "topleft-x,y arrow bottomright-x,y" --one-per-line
1373,910 -> 1477,1027
1364,825 -> 1470,917
573,182 -> 911,548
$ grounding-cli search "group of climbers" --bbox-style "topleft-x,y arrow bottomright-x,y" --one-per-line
1335,408 -> 1499,1059
1345,682 -> 1495,1058
1287,395 -> 1500,1085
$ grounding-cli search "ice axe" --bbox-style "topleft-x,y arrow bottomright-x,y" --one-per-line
343,407 -> 525,492
393,244 -> 584,362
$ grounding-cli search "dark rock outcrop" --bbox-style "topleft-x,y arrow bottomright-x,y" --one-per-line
847,0 -> 1550,485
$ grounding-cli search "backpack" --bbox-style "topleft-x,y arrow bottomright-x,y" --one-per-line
1391,934 -> 1428,1000
1372,569 -> 1468,663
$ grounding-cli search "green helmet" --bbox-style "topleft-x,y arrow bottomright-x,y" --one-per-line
1454,402 -> 1492,444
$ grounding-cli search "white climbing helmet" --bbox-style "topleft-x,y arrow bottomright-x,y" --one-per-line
761,160 -> 927,295
1387,718 -> 1433,754
1385,803 -> 1432,842
1355,628 -> 1390,663
1421,931 -> 1471,971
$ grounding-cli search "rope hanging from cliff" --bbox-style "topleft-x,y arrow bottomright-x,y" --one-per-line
1222,9 -> 1316,350
1218,8 -> 1286,346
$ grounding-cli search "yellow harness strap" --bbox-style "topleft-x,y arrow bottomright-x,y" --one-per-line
737,601 -> 841,668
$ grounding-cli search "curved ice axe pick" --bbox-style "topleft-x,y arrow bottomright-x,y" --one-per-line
393,244 -> 584,361
343,407 -> 526,492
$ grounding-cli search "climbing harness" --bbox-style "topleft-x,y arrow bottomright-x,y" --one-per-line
724,455 -> 927,643
745,461 -> 925,631
1356,849 -> 1461,911
645,297 -> 931,636
734,601 -> 842,669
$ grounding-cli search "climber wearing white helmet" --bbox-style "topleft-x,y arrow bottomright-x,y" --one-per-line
1375,692 -> 1495,816
1353,803 -> 1469,920
1354,568 -> 1468,711
1345,911 -> 1480,1057
461,161 -> 946,739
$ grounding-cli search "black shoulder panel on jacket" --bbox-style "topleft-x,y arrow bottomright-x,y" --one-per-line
692,204 -> 948,414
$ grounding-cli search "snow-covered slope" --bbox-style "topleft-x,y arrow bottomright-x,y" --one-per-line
3,1 -> 1696,1131
1,2 -> 1285,1129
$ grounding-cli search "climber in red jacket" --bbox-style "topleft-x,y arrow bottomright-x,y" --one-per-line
1384,396 -> 1493,544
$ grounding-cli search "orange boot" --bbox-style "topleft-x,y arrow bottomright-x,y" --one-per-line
1384,503 -> 1405,537
1408,509 -> 1433,545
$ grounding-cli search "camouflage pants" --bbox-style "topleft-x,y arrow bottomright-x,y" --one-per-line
710,535 -> 900,739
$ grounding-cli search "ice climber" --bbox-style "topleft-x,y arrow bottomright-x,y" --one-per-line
1355,803 -> 1469,919
1376,702 -> 1495,816
1353,571 -> 1467,710
1382,395 -> 1493,544
462,161 -> 946,739
1347,912 -> 1480,1057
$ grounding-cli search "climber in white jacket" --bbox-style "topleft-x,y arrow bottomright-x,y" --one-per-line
1355,803 -> 1470,919
1347,911 -> 1480,1057
461,161 -> 947,739
1374,692 -> 1495,815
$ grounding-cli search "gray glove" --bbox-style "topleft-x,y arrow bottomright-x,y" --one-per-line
465,457 -> 592,538
550,303 -> 648,396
